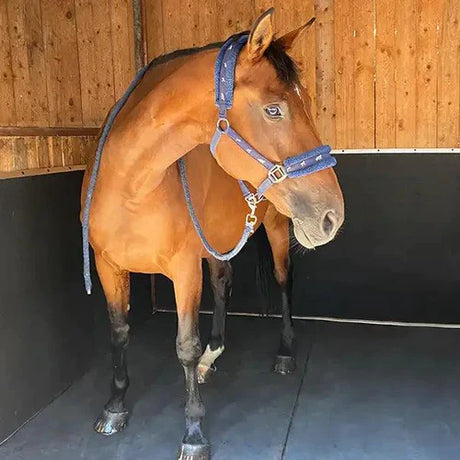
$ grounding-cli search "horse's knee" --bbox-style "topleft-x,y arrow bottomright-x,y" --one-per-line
176,335 -> 201,366
111,323 -> 130,347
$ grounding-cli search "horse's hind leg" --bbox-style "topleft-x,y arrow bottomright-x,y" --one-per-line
264,208 -> 296,375
173,256 -> 210,460
197,258 -> 232,384
93,253 -> 130,435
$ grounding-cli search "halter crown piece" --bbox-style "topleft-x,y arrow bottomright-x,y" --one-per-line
178,33 -> 337,261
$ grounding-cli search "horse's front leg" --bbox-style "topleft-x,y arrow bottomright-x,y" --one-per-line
197,258 -> 232,384
264,207 -> 296,375
173,257 -> 210,460
93,253 -> 131,435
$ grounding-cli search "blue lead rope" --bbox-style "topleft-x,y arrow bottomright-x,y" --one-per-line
82,62 -> 152,295
178,157 -> 255,261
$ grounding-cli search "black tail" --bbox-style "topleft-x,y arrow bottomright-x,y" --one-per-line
254,226 -> 278,315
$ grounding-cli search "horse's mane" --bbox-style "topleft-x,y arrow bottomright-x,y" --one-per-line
149,32 -> 300,87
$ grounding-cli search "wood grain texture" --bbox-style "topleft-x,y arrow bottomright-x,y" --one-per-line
315,0 -> 335,145
41,0 -> 83,126
0,134 -> 98,173
437,0 -> 459,147
75,0 -> 115,126
0,1 -> 135,174
111,0 -> 136,98
375,0 -> 396,147
7,0 -> 49,126
0,1 -> 16,125
145,0 -> 165,59
334,0 -> 355,148
2,0 -> 460,177
0,138 -> 15,172
415,0 -> 443,147
162,0 -> 181,53
142,0 -> 458,149
353,0 -> 375,148
395,0 -> 417,147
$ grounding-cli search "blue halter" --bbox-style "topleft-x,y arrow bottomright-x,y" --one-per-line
178,33 -> 337,261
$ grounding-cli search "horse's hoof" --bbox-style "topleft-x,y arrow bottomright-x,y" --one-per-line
94,409 -> 129,435
197,363 -> 216,384
177,441 -> 211,460
273,355 -> 296,375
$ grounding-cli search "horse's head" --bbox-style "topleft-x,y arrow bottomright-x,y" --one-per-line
212,9 -> 344,249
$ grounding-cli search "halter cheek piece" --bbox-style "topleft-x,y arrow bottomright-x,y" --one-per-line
178,33 -> 337,261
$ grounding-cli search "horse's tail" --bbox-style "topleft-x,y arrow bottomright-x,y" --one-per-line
254,226 -> 277,315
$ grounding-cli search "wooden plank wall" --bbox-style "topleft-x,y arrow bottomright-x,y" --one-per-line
0,135 -> 98,174
1,0 -> 458,176
0,0 -> 135,175
145,0 -> 459,149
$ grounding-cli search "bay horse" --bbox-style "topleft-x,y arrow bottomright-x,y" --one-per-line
81,9 -> 344,460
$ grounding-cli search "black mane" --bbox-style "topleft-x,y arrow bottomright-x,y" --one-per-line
149,33 -> 300,87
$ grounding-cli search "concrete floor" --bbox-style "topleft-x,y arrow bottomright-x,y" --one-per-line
2,313 -> 460,460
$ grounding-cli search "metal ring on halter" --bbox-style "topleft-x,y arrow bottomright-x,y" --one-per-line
217,117 -> 230,133
268,164 -> 288,183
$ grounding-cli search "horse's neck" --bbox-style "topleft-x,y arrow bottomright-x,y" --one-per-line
100,51 -> 217,198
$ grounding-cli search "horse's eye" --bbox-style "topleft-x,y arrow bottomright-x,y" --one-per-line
264,105 -> 283,119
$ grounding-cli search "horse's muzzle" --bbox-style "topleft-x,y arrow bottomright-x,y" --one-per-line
292,206 -> 344,249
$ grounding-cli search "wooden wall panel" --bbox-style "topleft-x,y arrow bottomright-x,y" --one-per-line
144,0 -> 458,150
395,0 -> 417,147
0,1 -> 16,126
111,0 -> 136,99
415,0 -> 444,147
315,0 -> 335,146
0,0 -> 135,175
145,0 -> 165,59
0,0 -> 134,130
0,135 -> 98,176
334,0 -> 355,148
41,0 -> 83,126
7,0 -> 49,126
1,0 -> 459,176
353,0 -> 375,148
437,0 -> 459,147
0,138 -> 15,172
375,0 -> 396,147
75,0 -> 115,126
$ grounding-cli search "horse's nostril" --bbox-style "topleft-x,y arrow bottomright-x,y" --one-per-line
322,211 -> 337,236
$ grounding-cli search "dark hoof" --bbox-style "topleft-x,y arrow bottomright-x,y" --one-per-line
94,409 -> 129,435
197,363 -> 216,384
273,355 -> 296,375
177,442 -> 210,460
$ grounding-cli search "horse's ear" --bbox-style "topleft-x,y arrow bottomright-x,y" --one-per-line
247,8 -> 275,63
276,17 -> 316,51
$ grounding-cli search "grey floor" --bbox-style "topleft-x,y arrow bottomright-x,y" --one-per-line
2,313 -> 460,460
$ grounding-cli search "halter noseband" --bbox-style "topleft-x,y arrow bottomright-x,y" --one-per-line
178,33 -> 337,262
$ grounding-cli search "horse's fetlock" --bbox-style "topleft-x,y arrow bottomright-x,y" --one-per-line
185,401 -> 205,420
